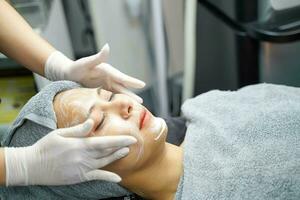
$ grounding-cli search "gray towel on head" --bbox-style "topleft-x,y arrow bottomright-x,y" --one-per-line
0,81 -> 131,199
176,83 -> 300,200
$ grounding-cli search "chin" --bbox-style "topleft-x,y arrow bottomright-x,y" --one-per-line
151,117 -> 167,141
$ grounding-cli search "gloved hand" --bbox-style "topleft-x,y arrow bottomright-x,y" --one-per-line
44,44 -> 145,103
5,119 -> 137,186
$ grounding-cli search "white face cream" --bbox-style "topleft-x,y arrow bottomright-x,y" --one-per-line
56,90 -> 96,127
104,116 -> 145,164
149,117 -> 166,140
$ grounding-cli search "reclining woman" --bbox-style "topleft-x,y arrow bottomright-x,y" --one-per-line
1,81 -> 299,200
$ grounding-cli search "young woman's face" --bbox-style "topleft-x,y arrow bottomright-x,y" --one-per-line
53,87 -> 167,175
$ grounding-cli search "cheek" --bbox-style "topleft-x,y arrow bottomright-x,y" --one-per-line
97,117 -> 146,171
137,123 -> 167,165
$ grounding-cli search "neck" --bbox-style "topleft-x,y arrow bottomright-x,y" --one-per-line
120,143 -> 183,200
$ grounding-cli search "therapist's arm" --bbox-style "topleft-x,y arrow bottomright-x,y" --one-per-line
0,148 -> 5,185
0,0 -> 55,76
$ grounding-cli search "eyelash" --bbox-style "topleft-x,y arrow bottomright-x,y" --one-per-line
96,93 -> 115,130
109,93 -> 115,101
96,113 -> 106,130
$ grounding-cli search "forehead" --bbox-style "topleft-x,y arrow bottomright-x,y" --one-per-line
58,87 -> 112,100
55,87 -> 113,115
60,88 -> 95,98
56,88 -> 95,114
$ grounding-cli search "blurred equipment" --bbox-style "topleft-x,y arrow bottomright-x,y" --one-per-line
271,0 -> 300,10
0,75 -> 35,125
62,0 -> 97,59
188,0 -> 300,97
151,0 -> 169,117
0,76 -> 35,124
0,76 -> 35,139
182,0 -> 197,101
10,0 -> 50,31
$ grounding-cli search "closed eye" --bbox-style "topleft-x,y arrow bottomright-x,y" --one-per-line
94,91 -> 115,131
96,94 -> 114,130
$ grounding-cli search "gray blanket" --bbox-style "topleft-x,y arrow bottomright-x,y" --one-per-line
0,81 -> 131,200
176,83 -> 300,200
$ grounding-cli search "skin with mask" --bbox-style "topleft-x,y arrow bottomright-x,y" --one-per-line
53,88 -> 183,200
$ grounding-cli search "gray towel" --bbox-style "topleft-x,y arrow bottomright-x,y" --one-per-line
0,81 -> 131,199
176,83 -> 300,200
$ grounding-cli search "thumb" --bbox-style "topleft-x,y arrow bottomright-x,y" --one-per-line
98,43 -> 110,62
85,170 -> 122,183
57,119 -> 94,138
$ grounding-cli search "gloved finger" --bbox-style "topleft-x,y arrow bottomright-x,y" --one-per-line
89,147 -> 124,158
94,147 -> 130,168
86,135 -> 137,150
57,119 -> 94,138
100,63 -> 146,89
116,73 -> 146,89
114,72 -> 146,89
85,170 -> 122,183
113,84 -> 143,103
80,44 -> 110,69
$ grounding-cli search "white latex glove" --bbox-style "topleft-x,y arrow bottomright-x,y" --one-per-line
5,119 -> 137,186
44,44 -> 145,103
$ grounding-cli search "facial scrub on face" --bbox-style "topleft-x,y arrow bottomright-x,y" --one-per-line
53,87 -> 169,174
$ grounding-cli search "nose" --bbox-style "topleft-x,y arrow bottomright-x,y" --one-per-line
112,98 -> 133,119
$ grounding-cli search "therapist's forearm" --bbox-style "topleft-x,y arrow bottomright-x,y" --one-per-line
0,0 -> 56,76
0,148 -> 6,185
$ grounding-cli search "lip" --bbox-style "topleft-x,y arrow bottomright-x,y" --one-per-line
139,108 -> 149,130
